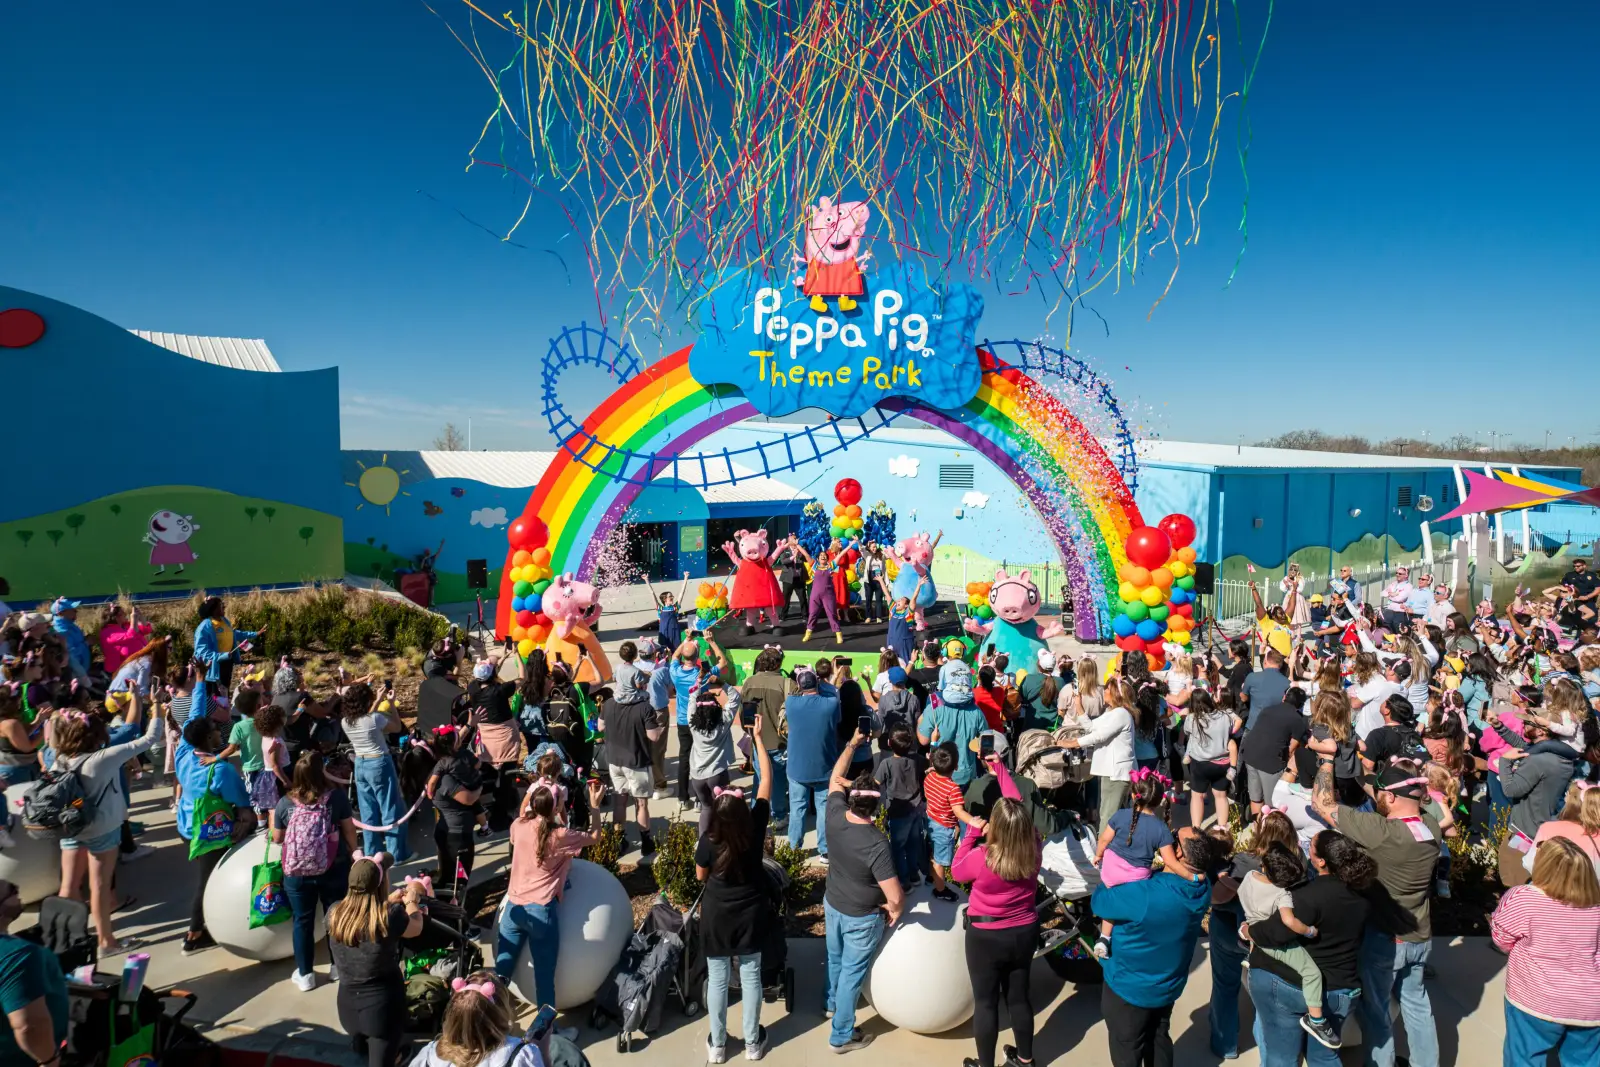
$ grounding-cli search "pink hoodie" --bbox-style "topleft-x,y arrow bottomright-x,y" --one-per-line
1478,710 -> 1528,773
951,761 -> 1040,929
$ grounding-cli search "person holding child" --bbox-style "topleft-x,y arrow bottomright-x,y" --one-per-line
1092,768 -> 1178,959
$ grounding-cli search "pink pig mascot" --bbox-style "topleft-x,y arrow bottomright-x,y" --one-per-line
724,529 -> 783,634
890,530 -> 943,630
963,567 -> 1063,663
794,196 -> 872,313
541,573 -> 612,685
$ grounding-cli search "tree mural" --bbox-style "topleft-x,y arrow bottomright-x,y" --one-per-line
45,530 -> 63,547
15,531 -> 33,549
297,526 -> 315,546
244,507 -> 258,522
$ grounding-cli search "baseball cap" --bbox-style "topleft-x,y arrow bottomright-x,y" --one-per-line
348,854 -> 392,893
794,667 -> 819,691
50,598 -> 80,614
886,665 -> 907,686
473,660 -> 496,681
1036,649 -> 1056,670
941,662 -> 973,705
637,638 -> 663,658
967,730 -> 1010,758
1375,763 -> 1428,799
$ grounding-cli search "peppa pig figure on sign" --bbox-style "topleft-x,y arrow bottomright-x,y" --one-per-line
723,528 -> 783,635
891,530 -> 943,630
964,567 -> 1063,664
540,573 -> 612,685
794,196 -> 872,313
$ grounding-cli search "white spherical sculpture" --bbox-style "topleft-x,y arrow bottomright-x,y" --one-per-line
0,794 -> 61,904
203,832 -> 325,961
865,886 -> 973,1033
504,859 -> 632,1009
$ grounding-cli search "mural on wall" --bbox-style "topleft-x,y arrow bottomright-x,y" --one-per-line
0,286 -> 343,602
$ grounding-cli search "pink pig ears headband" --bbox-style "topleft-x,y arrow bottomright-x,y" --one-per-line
451,977 -> 498,999
713,786 -> 745,800
352,850 -> 393,869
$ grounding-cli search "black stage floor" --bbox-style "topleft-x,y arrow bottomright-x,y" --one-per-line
631,600 -> 965,654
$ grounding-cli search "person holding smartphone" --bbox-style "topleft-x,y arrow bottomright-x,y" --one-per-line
687,676 -> 740,836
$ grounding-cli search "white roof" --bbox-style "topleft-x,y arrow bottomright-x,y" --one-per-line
404,449 -> 807,504
129,330 -> 281,372
1134,440 -> 1520,471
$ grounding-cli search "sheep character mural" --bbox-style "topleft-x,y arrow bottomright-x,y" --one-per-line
144,510 -> 200,574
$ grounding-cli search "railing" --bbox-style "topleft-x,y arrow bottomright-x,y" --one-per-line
1208,552 -> 1457,629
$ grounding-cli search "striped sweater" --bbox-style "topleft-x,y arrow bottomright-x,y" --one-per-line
1490,884 -> 1600,1025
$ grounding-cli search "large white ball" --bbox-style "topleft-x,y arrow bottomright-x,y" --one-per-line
202,832 -> 325,961
503,859 -> 632,1009
866,886 -> 973,1034
1,794 -> 61,904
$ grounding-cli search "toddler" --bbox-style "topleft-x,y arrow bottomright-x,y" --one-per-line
1093,769 -> 1178,957
924,742 -> 976,901
872,722 -> 925,890
1239,842 -> 1339,1049
409,969 -> 543,1067
251,702 -> 291,814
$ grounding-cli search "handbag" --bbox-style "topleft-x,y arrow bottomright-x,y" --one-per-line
188,764 -> 238,859
249,835 -> 291,929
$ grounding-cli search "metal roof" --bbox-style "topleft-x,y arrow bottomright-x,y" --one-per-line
129,330 -> 282,372
399,450 -> 807,505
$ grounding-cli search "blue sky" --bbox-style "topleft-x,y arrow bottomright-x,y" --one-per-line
3,2 -> 1595,450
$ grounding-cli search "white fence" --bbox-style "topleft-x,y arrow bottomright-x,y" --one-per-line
1209,553 -> 1456,629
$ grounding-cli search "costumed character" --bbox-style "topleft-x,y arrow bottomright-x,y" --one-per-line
891,530 -> 942,630
540,574 -> 612,685
964,567 -> 1063,663
793,196 -> 871,313
723,528 -> 783,634
805,540 -> 847,643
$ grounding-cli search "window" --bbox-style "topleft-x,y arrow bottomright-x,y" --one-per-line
938,464 -> 975,490
1395,486 -> 1413,508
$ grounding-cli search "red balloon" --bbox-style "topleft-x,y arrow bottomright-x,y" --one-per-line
507,516 -> 548,551
834,478 -> 863,506
533,612 -> 551,627
1115,634 -> 1142,652
1173,602 -> 1194,619
515,609 -> 536,628
1157,513 -> 1197,551
1144,636 -> 1167,652
1124,526 -> 1172,570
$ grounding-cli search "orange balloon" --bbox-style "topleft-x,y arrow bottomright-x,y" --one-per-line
530,623 -> 551,643
1128,566 -> 1151,587
712,582 -> 727,596
512,550 -> 532,567
833,504 -> 847,516
1168,616 -> 1189,632
510,625 -> 528,641
530,547 -> 552,565
1177,546 -> 1197,564
965,581 -> 980,594
845,504 -> 862,518
1146,653 -> 1165,671
1151,567 -> 1174,589
1118,563 -> 1136,583
699,582 -> 714,597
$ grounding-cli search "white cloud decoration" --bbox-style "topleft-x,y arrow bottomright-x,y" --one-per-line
961,491 -> 990,509
470,506 -> 509,528
888,454 -> 921,478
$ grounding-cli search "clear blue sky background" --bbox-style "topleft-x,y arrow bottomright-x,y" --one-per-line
4,1 -> 1595,450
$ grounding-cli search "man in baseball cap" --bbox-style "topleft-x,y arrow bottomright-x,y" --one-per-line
48,598 -> 91,684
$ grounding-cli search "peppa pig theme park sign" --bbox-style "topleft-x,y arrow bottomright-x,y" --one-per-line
689,198 -> 984,419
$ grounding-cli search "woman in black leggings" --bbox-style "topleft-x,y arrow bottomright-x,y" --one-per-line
426,731 -> 483,901
327,855 -> 425,1067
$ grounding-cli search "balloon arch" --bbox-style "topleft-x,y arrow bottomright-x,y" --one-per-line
497,325 -> 1200,657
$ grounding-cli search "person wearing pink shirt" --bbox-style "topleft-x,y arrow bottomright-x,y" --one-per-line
97,603 -> 153,677
1532,781 -> 1600,869
493,782 -> 595,1007
1380,567 -> 1415,633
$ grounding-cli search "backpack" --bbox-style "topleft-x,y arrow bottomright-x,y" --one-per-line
22,760 -> 96,839
281,793 -> 338,876
545,692 -> 580,731
1015,729 -> 1074,791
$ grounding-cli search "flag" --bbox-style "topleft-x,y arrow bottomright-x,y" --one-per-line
1246,563 -> 1256,574
456,859 -> 468,884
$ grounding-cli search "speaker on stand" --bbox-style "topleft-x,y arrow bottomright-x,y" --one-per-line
463,558 -> 492,647
1190,561 -> 1217,657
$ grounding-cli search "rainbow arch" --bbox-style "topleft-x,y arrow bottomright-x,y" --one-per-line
499,343 -> 1143,642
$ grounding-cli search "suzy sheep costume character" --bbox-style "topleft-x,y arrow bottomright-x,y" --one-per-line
723,529 -> 783,634
964,567 -> 1064,664
540,574 -> 612,685
891,530 -> 942,630
144,510 -> 199,574
793,196 -> 872,313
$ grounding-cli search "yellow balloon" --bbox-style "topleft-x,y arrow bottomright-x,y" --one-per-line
517,638 -> 535,657
1177,630 -> 1192,645
1119,581 -> 1139,603
1168,560 -> 1188,579
1140,585 -> 1164,607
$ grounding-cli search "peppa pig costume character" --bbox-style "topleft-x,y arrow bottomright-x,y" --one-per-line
724,529 -> 783,633
964,567 -> 1063,663
891,530 -> 943,629
793,196 -> 872,314
540,573 -> 612,685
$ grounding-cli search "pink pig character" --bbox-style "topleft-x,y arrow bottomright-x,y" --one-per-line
793,196 -> 872,314
541,573 -> 611,685
890,529 -> 943,630
723,529 -> 782,634
964,567 -> 1063,662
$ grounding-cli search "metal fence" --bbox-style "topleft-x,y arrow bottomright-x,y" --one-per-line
1209,552 -> 1456,629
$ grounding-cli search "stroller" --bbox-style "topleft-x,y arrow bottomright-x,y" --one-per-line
677,857 -> 797,1016
1032,810 -> 1104,984
590,900 -> 689,1052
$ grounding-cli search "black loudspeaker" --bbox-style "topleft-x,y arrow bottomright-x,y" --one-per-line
466,558 -> 489,590
416,676 -> 464,732
1191,561 -> 1215,595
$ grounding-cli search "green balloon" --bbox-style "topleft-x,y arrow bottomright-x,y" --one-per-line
1124,601 -> 1149,622
849,580 -> 861,591
1148,604 -> 1170,622
976,604 -> 994,619
513,580 -> 534,598
532,579 -> 551,595
1177,575 -> 1196,591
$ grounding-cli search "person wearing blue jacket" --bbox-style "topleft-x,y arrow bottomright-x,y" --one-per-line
49,598 -> 91,684
1090,828 -> 1220,1067
173,674 -> 256,956
192,596 -> 262,687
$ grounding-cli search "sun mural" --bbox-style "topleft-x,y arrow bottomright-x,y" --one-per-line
347,454 -> 409,514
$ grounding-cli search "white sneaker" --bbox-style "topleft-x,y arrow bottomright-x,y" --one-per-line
813,855 -> 829,867
329,964 -> 339,983
291,971 -> 317,992
653,789 -> 674,801
745,1026 -> 769,1061
707,1037 -> 727,1064
120,845 -> 156,862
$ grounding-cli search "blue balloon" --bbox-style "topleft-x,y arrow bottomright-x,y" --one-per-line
1135,619 -> 1162,642
1112,615 -> 1136,638
525,592 -> 542,615
510,595 -> 526,613
1168,587 -> 1189,606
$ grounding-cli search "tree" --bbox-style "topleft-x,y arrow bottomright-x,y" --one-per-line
64,514 -> 85,536
108,504 -> 122,516
263,506 -> 276,522
244,507 -> 258,522
297,526 -> 315,546
433,423 -> 467,451
15,530 -> 33,549
45,530 -> 63,547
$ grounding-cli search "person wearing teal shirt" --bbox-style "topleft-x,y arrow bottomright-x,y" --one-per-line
0,880 -> 68,1065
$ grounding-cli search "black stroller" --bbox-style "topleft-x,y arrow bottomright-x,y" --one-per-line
590,900 -> 689,1052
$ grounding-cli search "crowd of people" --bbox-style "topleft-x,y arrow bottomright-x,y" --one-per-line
2,556 -> 1599,1067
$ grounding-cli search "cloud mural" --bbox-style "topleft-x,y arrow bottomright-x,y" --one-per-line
961,491 -> 990,509
470,506 -> 509,528
888,454 -> 920,478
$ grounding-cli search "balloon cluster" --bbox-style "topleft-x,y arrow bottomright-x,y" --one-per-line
829,479 -> 865,541
1110,513 -> 1201,668
965,580 -> 995,620
506,515 -> 554,657
694,581 -> 730,626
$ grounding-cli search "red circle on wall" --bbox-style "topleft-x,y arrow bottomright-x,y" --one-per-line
0,309 -> 46,348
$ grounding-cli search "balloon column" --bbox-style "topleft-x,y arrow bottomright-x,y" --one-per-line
965,580 -> 994,620
829,479 -> 865,543
694,581 -> 730,627
505,517 -> 554,657
1109,513 -> 1201,668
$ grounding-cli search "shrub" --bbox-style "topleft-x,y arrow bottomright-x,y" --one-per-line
582,824 -> 626,875
651,820 -> 702,908
769,839 -> 820,906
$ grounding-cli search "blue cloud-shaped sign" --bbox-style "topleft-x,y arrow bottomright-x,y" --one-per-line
688,262 -> 985,419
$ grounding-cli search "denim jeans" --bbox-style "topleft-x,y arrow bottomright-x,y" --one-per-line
1207,903 -> 1248,1058
496,899 -> 560,1006
1358,929 -> 1437,1067
1247,967 -> 1359,1067
886,813 -> 925,887
1486,770 -> 1511,830
752,748 -> 789,820
787,780 -> 828,856
824,900 -> 884,1047
353,755 -> 410,861
1504,999 -> 1600,1066
283,860 -> 350,977
706,953 -> 762,1049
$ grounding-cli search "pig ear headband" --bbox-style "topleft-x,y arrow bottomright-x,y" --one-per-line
713,786 -> 745,800
352,850 -> 393,869
762,643 -> 783,654
404,873 -> 434,897
451,978 -> 498,998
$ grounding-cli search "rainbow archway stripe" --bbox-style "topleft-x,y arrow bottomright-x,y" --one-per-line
499,346 -> 1142,641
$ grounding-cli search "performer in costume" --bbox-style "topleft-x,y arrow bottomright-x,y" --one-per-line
805,540 -> 847,644
963,568 -> 1063,664
723,529 -> 783,634
891,530 -> 943,630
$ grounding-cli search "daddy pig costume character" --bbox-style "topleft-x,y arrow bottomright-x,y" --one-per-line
793,196 -> 872,313
891,529 -> 942,629
541,573 -> 612,685
964,567 -> 1063,662
723,528 -> 783,634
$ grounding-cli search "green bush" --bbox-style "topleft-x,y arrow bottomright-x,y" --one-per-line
651,820 -> 703,908
769,839 -> 820,906
582,824 -> 626,875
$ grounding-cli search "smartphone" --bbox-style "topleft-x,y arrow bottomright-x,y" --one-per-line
980,733 -> 996,759
740,701 -> 757,728
856,713 -> 872,736
385,677 -> 395,693
530,1004 -> 558,1041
